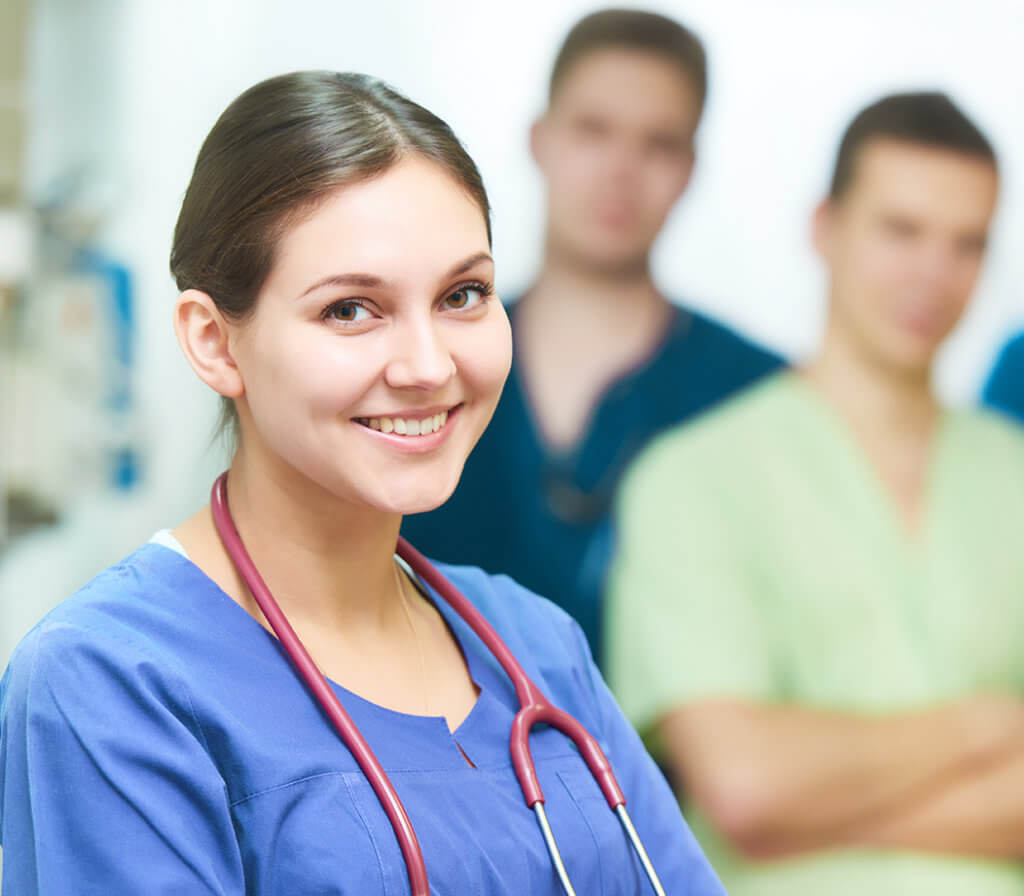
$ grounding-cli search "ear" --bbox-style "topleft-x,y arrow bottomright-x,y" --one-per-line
173,289 -> 245,399
529,116 -> 547,168
811,198 -> 835,259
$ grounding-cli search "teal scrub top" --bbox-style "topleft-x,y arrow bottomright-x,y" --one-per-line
402,301 -> 782,664
984,331 -> 1024,424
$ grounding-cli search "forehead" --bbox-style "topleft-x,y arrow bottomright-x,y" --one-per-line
550,47 -> 700,133
268,157 -> 490,289
843,138 -> 998,224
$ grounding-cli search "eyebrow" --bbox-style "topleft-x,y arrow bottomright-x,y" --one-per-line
298,251 -> 493,298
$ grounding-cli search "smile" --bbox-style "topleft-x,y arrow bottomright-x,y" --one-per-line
354,409 -> 451,437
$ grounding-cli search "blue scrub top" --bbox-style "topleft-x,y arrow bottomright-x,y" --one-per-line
0,544 -> 723,895
401,301 -> 783,664
983,331 -> 1024,424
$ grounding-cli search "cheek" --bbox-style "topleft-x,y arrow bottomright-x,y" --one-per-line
827,241 -> 890,330
840,235 -> 903,300
866,242 -> 906,282
633,164 -> 686,235
951,256 -> 984,298
453,311 -> 512,397
549,144 -> 603,202
241,323 -> 377,420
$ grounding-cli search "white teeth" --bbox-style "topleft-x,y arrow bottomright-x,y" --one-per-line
360,410 -> 452,437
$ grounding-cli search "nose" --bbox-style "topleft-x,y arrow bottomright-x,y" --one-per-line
384,314 -> 456,392
601,133 -> 648,185
602,140 -> 635,186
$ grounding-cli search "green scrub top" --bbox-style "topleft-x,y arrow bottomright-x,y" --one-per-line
607,372 -> 1024,895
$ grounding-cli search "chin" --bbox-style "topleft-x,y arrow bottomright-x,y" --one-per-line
876,343 -> 941,379
389,498 -> 452,519
378,476 -> 462,517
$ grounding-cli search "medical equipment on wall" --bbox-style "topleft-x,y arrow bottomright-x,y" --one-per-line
3,201 -> 141,547
211,472 -> 667,896
0,207 -> 35,546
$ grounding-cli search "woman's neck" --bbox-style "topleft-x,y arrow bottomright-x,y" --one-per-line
175,451 -> 480,727
176,450 -> 405,638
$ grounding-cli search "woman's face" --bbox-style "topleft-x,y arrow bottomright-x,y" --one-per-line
228,157 -> 511,514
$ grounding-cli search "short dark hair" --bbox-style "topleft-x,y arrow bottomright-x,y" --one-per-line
548,8 -> 707,115
829,91 -> 997,199
171,70 -> 491,441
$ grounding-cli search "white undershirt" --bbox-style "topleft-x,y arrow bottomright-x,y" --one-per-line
146,529 -> 423,594
149,529 -> 189,559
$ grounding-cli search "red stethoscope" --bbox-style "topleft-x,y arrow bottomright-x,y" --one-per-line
211,473 -> 667,895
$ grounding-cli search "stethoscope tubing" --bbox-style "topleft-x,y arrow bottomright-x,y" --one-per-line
210,472 -> 666,896
211,475 -> 430,893
396,535 -> 626,812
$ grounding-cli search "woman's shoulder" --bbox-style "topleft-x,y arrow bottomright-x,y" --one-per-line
430,562 -> 585,652
425,561 -> 597,694
3,544 -> 204,700
18,541 -> 194,630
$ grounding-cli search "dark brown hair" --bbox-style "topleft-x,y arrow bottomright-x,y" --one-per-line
548,8 -> 707,115
170,70 -> 492,438
829,91 -> 997,200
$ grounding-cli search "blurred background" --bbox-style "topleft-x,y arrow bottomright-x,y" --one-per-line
0,0 -> 1021,668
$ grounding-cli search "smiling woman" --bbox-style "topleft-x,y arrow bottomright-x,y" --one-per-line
168,71 -> 498,448
0,71 -> 724,895
174,152 -> 509,517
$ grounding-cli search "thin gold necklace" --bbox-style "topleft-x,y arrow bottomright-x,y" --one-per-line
394,559 -> 430,716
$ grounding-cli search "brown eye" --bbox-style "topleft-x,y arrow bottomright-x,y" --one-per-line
323,301 -> 370,323
444,287 -> 486,311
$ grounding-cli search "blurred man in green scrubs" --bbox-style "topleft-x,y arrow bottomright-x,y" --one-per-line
608,92 -> 1024,894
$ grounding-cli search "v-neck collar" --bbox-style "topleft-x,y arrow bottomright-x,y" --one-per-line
506,300 -> 692,466
142,542 -> 511,752
783,371 -> 953,551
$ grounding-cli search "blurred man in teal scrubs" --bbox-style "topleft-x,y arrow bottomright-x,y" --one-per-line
402,9 -> 781,664
983,332 -> 1024,424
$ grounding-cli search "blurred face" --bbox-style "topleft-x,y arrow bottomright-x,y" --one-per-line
815,139 -> 998,374
533,48 -> 699,272
228,157 -> 511,514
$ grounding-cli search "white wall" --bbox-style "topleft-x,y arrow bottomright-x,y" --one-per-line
2,0 -> 1022,664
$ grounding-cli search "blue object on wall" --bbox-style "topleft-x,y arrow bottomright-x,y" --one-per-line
76,248 -> 141,490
